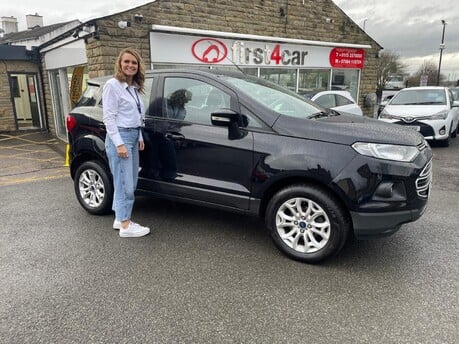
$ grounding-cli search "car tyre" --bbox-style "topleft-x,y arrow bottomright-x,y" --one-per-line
440,134 -> 450,147
266,184 -> 350,263
74,160 -> 113,215
452,124 -> 458,138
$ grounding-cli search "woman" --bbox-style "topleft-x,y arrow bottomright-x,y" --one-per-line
102,47 -> 150,237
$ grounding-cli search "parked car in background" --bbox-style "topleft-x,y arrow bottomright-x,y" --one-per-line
305,90 -> 363,116
378,86 -> 459,147
450,87 -> 459,101
67,69 -> 432,263
377,93 -> 396,115
385,74 -> 406,90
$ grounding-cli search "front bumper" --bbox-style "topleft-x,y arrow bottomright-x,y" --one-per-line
333,150 -> 432,239
351,204 -> 427,239
379,118 -> 450,141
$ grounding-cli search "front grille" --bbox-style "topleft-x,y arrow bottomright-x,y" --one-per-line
417,140 -> 427,151
394,121 -> 435,137
416,159 -> 432,198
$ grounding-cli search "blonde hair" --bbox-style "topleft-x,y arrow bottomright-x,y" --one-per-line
114,47 -> 145,93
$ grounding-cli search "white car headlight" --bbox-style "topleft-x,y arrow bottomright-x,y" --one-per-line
427,110 -> 448,120
378,111 -> 397,120
352,142 -> 419,162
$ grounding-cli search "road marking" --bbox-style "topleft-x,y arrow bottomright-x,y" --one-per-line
0,169 -> 69,187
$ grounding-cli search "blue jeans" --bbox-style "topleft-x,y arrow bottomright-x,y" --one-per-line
105,128 -> 140,222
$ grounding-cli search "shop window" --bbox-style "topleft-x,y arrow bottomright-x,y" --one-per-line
331,69 -> 360,102
152,64 -> 210,70
210,66 -> 258,76
259,68 -> 297,92
297,69 -> 330,97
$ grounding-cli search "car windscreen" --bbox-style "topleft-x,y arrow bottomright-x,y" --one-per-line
391,89 -> 446,106
223,75 -> 322,119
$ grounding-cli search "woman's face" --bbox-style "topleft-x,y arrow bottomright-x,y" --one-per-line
120,53 -> 138,78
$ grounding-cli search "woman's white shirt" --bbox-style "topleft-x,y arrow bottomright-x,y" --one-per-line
102,77 -> 145,147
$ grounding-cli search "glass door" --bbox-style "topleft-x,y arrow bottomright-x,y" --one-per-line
9,73 -> 43,130
49,69 -> 70,140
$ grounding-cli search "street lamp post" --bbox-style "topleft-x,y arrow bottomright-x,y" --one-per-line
362,18 -> 368,31
437,20 -> 446,86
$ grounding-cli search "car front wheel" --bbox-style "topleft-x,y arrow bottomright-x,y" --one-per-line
266,184 -> 350,263
74,160 -> 113,215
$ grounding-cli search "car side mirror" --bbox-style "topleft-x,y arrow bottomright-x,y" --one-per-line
210,109 -> 238,127
452,100 -> 459,108
211,109 -> 248,140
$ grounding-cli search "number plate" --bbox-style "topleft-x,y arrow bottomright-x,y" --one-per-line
406,126 -> 420,131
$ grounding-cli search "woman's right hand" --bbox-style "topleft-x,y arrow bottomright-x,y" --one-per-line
116,144 -> 128,158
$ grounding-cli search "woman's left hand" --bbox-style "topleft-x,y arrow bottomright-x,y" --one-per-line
139,140 -> 145,151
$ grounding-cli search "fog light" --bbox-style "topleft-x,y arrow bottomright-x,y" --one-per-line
439,126 -> 446,135
375,182 -> 394,198
372,181 -> 407,201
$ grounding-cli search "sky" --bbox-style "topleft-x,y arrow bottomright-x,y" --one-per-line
1,0 -> 458,81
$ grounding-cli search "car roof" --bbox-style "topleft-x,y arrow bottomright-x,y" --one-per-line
311,90 -> 355,102
400,86 -> 447,91
314,90 -> 352,96
86,68 -> 251,87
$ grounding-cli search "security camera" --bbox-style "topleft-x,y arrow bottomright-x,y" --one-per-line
118,21 -> 131,29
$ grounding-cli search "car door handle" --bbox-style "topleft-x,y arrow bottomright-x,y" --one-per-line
165,133 -> 184,140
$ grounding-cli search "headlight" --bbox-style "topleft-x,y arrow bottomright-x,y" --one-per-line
378,111 -> 397,120
427,110 -> 448,120
352,142 -> 419,162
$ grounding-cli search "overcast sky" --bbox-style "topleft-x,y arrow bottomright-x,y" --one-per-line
1,0 -> 458,80
333,0 -> 459,81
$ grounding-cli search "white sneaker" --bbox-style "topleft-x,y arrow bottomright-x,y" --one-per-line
119,221 -> 150,238
113,220 -> 121,230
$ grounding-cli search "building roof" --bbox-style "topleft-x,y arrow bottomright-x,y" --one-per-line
0,20 -> 80,44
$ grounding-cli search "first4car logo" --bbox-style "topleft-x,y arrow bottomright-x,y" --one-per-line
191,38 -> 308,66
191,38 -> 228,63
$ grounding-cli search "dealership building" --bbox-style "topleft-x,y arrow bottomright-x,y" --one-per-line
0,0 -> 382,141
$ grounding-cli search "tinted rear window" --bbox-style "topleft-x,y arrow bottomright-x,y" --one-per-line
75,84 -> 100,107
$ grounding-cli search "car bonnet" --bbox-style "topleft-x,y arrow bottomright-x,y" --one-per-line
273,113 -> 424,146
383,104 -> 449,117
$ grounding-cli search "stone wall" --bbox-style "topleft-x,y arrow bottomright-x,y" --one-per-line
0,61 -> 41,132
40,56 -> 55,135
84,0 -> 381,116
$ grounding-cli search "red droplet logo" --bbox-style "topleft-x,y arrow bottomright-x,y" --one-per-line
191,38 -> 228,64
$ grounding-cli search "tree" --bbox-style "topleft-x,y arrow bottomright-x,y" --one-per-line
406,61 -> 443,87
376,50 -> 406,101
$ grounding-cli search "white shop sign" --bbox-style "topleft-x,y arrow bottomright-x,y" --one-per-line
150,29 -> 367,69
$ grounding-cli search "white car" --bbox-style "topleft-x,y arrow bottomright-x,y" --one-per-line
378,86 -> 459,147
308,91 -> 363,116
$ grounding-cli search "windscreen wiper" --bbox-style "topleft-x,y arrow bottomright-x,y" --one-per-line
309,111 -> 329,119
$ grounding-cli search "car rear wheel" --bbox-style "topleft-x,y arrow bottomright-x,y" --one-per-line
266,184 -> 350,263
74,161 -> 113,215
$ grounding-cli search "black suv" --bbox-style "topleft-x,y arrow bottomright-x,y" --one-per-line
67,69 -> 432,263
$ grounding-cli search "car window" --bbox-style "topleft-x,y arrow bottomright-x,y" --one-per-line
224,75 -> 321,119
75,84 -> 100,107
335,94 -> 353,106
315,94 -> 336,108
139,77 -> 154,110
162,77 -> 230,125
451,88 -> 459,101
